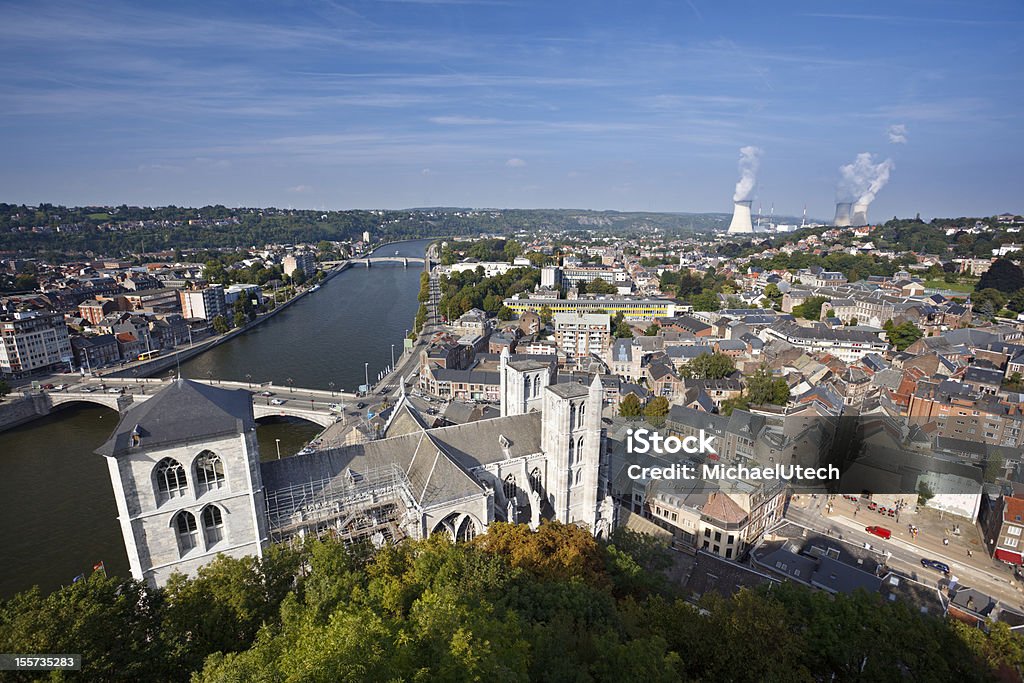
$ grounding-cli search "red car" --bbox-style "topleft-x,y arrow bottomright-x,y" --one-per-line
865,526 -> 892,540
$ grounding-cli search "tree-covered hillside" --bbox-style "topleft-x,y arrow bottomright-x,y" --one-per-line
1,522 -> 1022,682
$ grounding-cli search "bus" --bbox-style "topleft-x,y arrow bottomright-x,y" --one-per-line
138,350 -> 162,361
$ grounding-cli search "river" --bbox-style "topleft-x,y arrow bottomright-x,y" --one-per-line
0,239 -> 433,597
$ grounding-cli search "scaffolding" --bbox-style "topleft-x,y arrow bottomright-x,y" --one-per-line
264,463 -> 420,546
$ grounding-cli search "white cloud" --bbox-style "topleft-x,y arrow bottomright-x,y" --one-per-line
887,123 -> 908,144
421,168 -> 432,175
505,157 -> 526,167
287,184 -> 313,193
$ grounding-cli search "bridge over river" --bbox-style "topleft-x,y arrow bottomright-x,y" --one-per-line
26,377 -> 363,430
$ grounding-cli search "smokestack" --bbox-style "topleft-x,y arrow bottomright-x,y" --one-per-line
851,202 -> 869,227
728,200 -> 753,233
834,202 -> 852,227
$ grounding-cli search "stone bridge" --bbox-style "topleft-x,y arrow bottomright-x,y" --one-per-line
45,386 -> 339,429
348,256 -> 427,267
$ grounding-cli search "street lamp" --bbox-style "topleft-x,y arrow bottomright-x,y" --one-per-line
391,344 -> 395,371
329,381 -> 335,397
246,373 -> 252,388
275,438 -> 281,459
364,362 -> 369,394
287,377 -> 294,393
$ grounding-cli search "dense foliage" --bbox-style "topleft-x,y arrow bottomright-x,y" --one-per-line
2,523 -> 1022,681
438,267 -> 540,320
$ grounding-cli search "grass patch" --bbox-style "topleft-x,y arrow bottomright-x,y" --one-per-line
923,279 -> 976,293
87,212 -> 111,220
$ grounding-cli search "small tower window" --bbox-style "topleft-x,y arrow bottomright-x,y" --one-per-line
577,435 -> 586,458
202,505 -> 225,547
155,457 -> 188,504
568,437 -> 575,466
578,402 -> 586,428
569,403 -> 577,429
529,467 -> 543,495
174,510 -> 199,556
574,469 -> 583,486
195,451 -> 225,495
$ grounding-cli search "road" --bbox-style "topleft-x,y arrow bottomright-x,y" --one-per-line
787,497 -> 1024,610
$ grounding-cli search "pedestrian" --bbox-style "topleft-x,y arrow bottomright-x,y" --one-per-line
968,549 -> 973,558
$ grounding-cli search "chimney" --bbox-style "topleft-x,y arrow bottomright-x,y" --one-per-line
727,200 -> 753,234
834,202 -> 853,227
851,202 -> 869,227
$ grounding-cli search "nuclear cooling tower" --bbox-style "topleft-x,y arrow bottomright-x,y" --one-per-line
851,202 -> 869,227
728,200 -> 753,234
833,202 -> 853,227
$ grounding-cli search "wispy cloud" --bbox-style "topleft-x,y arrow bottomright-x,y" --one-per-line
505,158 -> 526,167
887,124 -> 908,144
800,13 -> 1022,27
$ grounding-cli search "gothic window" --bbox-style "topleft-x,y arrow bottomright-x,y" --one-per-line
503,474 -> 517,502
202,505 -> 224,547
529,467 -> 543,495
568,437 -> 575,466
574,468 -> 583,486
577,435 -> 586,458
195,451 -> 225,495
569,403 -> 576,429
532,374 -> 541,397
174,510 -> 199,556
524,375 -> 532,400
155,457 -> 188,504
456,516 -> 477,542
578,402 -> 586,427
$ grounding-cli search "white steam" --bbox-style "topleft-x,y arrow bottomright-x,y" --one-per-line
887,124 -> 907,144
837,153 -> 894,207
732,145 -> 762,202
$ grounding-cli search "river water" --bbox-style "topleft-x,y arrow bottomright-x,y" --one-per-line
0,239 -> 432,597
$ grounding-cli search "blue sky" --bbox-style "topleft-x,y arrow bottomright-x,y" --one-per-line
0,0 -> 1020,220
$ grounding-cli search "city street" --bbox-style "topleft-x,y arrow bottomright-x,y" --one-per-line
787,495 -> 1024,610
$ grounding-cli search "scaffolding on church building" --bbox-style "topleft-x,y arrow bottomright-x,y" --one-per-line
264,463 -> 420,546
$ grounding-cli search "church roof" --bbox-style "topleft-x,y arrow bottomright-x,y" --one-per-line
259,412 -> 544,509
95,379 -> 254,457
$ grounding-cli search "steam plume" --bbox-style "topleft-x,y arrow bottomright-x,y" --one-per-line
837,153 -> 894,207
732,146 -> 762,202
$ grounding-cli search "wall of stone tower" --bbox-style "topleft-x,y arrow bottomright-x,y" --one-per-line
103,429 -> 267,587
540,380 -> 602,531
500,352 -> 550,417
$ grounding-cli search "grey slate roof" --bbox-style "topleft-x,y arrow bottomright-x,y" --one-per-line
96,379 -> 254,457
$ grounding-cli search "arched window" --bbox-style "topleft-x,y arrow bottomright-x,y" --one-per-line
202,505 -> 224,547
523,375 -> 532,400
174,511 -> 198,556
578,402 -> 586,427
503,474 -> 517,502
529,467 -> 543,495
568,437 -> 575,466
456,516 -> 477,542
574,468 -> 583,486
577,435 -> 586,459
569,403 -> 577,429
195,451 -> 225,495
155,458 -> 188,503
533,374 -> 541,397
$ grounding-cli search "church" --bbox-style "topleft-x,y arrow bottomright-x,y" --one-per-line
96,350 -> 614,587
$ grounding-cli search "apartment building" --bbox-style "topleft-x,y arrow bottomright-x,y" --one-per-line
179,286 -> 227,322
908,379 -> 1024,448
0,311 -> 73,377
761,320 -> 890,362
282,252 -> 317,278
553,312 -> 611,357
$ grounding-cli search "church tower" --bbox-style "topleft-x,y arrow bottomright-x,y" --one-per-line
499,347 -> 553,417
541,374 -> 603,530
96,379 -> 267,587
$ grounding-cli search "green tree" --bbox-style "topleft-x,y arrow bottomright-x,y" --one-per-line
883,320 -> 924,351
211,315 -> 229,334
233,311 -> 247,328
763,283 -> 781,302
793,296 -> 829,320
745,367 -> 790,406
978,258 -> 1024,293
539,305 -> 553,325
614,320 -> 634,339
1008,289 -> 1024,313
497,306 -> 514,321
680,352 -> 735,380
643,396 -> 670,426
0,379 -> 9,398
643,324 -> 660,336
690,290 -> 719,312
584,278 -> 617,295
619,393 -> 642,418
973,288 -> 1007,317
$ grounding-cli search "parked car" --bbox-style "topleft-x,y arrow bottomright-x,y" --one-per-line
270,398 -> 285,405
107,387 -> 123,394
356,402 -> 367,409
865,526 -> 892,540
260,390 -> 274,397
920,558 -> 950,574
81,386 -> 97,393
